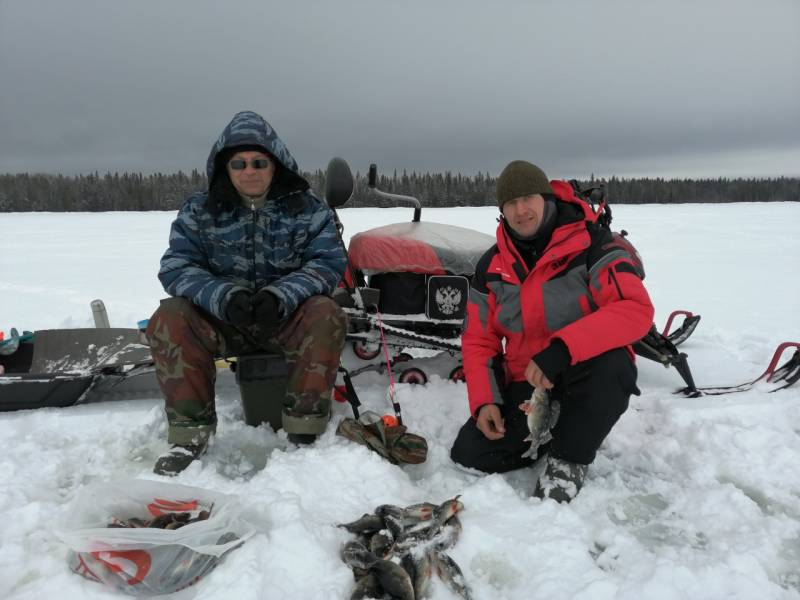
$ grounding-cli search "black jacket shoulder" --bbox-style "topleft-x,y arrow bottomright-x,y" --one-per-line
471,244 -> 499,293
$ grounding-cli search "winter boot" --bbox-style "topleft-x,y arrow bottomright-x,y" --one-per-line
533,454 -> 588,503
153,437 -> 210,476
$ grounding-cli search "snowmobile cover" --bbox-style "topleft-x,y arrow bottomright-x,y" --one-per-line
348,221 -> 495,276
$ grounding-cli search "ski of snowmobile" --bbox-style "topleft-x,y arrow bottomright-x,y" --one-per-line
676,342 -> 800,396
661,310 -> 701,347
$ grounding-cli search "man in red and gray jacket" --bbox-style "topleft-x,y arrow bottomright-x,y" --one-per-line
450,160 -> 654,502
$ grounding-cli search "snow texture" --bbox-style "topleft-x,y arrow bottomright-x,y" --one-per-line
1,203 -> 799,599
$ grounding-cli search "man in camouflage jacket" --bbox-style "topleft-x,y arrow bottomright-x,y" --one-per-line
147,111 -> 347,475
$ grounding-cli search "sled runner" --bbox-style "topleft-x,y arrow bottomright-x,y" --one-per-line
662,310 -> 702,346
676,341 -> 800,396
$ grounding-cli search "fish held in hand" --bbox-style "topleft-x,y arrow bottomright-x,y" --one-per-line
520,387 -> 560,459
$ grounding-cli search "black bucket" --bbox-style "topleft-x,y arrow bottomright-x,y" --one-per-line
234,353 -> 288,431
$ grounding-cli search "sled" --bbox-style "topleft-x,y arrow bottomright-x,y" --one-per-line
0,328 -> 156,411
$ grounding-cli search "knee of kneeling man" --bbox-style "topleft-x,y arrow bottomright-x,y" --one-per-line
574,349 -> 639,397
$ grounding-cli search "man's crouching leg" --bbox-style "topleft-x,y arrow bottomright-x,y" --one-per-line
534,347 -> 639,502
278,296 -> 347,444
147,297 -> 222,474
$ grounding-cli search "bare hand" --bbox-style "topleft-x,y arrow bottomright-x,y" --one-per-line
476,404 -> 505,440
524,359 -> 553,390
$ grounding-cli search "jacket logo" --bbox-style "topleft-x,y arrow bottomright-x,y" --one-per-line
550,256 -> 568,270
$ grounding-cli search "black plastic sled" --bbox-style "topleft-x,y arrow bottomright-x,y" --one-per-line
0,328 -> 156,411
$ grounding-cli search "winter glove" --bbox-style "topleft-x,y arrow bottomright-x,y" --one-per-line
253,290 -> 281,322
225,291 -> 254,328
252,289 -> 282,341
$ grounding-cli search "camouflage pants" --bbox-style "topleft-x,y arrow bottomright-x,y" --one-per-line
147,295 -> 347,444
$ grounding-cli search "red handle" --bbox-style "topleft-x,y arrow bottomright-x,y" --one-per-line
757,342 -> 800,382
662,310 -> 694,337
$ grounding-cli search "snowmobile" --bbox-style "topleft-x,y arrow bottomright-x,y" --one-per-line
323,159 -> 709,400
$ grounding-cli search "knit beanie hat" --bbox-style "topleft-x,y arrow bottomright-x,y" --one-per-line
496,161 -> 553,208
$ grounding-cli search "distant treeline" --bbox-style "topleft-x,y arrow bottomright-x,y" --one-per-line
0,170 -> 797,212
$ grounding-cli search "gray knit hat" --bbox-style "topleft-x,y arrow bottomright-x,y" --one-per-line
496,160 -> 553,208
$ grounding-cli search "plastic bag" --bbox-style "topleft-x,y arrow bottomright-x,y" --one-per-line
55,479 -> 256,596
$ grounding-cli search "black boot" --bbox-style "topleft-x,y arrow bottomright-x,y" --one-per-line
154,438 -> 209,476
533,454 -> 588,503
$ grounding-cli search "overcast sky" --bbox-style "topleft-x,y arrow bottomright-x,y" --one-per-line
1,0 -> 798,179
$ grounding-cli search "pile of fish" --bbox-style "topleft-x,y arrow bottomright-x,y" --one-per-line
338,496 -> 472,600
106,506 -> 212,531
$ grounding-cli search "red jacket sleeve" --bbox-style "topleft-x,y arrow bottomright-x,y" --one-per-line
554,232 -> 654,363
461,257 -> 505,417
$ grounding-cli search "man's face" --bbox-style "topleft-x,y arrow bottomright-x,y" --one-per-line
226,150 -> 275,198
502,194 -> 545,238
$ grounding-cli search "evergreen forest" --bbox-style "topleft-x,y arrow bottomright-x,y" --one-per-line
1,170 -> 797,212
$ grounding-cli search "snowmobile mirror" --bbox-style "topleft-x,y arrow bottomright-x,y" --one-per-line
325,157 -> 354,208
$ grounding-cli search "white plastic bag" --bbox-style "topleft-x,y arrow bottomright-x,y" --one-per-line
56,479 -> 256,596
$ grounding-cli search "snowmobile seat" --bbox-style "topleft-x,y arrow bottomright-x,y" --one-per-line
348,221 -> 494,277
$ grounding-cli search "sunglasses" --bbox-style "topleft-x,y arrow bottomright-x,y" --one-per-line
229,158 -> 271,170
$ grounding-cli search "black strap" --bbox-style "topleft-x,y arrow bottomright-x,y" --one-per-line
337,365 -> 362,420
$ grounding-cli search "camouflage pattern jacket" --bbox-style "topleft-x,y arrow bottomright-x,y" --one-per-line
158,111 -> 346,320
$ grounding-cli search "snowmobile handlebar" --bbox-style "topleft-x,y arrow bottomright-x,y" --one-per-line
368,163 -> 422,222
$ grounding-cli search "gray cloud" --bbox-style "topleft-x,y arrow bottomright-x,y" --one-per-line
1,0 -> 798,178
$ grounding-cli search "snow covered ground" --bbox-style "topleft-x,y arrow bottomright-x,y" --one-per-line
1,203 -> 799,599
